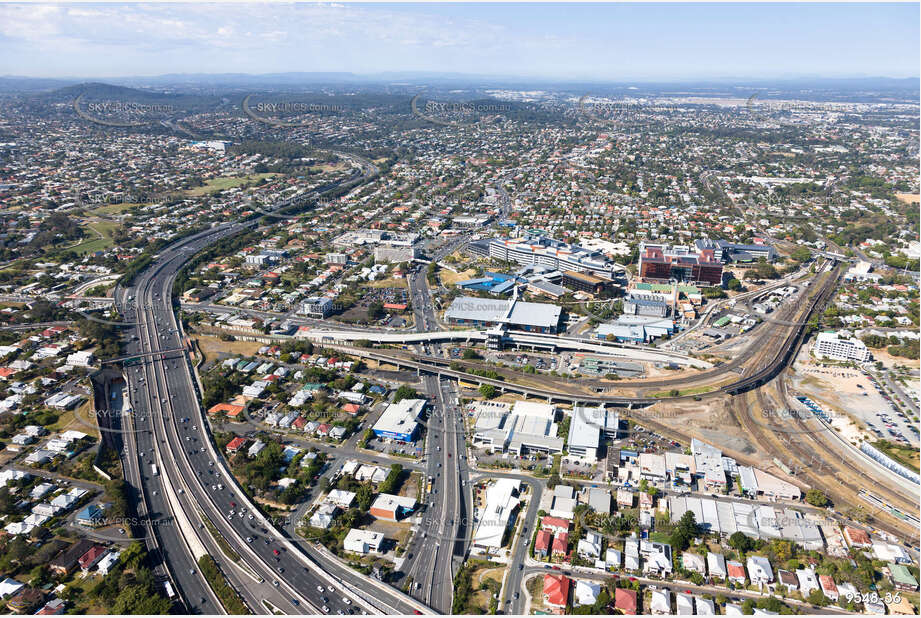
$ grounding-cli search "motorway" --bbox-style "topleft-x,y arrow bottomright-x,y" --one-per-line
109,156 -> 434,614
398,236 -> 474,612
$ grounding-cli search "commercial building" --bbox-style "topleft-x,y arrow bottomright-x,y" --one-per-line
623,295 -> 670,318
371,398 -> 426,442
299,296 -> 333,319
333,229 -> 418,248
469,234 -> 620,279
561,270 -> 615,296
471,401 -> 564,455
369,494 -> 416,521
637,243 -> 723,286
471,478 -> 521,552
737,465 -> 801,500
567,406 -> 618,460
812,331 -> 872,363
594,316 -> 675,343
343,529 -> 384,555
444,295 -> 562,333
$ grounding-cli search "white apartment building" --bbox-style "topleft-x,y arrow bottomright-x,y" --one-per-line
813,331 -> 872,363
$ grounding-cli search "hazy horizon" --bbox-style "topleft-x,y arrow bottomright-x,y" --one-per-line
1,2 -> 917,81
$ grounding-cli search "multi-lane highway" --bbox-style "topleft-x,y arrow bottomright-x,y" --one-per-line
108,156 -> 434,614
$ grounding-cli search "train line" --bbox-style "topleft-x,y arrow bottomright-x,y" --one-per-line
745,382 -> 919,544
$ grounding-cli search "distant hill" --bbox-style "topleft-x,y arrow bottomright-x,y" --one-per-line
0,76 -> 79,93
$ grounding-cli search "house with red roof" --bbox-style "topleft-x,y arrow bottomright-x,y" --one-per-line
342,403 -> 361,416
535,529 -> 552,559
541,515 -> 571,535
78,545 -> 108,572
226,437 -> 246,454
551,532 -> 569,562
543,574 -> 570,612
843,526 -> 872,548
614,588 -> 638,615
727,560 -> 747,585
316,423 -> 331,437
292,416 -> 307,430
819,575 -> 839,601
208,403 -> 245,418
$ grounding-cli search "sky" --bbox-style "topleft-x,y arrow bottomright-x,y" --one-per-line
0,2 -> 918,81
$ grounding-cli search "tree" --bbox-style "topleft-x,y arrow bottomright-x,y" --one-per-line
729,531 -> 755,553
790,247 -> 812,263
478,384 -> 497,399
670,510 -> 698,552
393,385 -> 418,403
806,589 -> 828,606
727,278 -> 743,291
805,489 -> 830,507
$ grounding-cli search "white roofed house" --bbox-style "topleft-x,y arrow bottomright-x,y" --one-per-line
676,592 -> 694,615
309,503 -> 339,529
640,540 -> 673,576
649,588 -> 671,614
682,551 -> 707,576
604,548 -> 622,569
707,552 -> 727,580
577,531 -> 602,561
573,580 -> 600,606
796,568 -> 819,595
747,555 -> 774,586
325,489 -> 356,509
695,596 -> 716,615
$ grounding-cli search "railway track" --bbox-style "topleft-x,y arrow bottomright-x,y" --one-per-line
743,382 -> 919,544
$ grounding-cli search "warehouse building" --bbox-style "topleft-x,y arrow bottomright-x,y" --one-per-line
444,295 -> 562,333
371,398 -> 426,442
471,400 -> 564,455
472,478 -> 521,553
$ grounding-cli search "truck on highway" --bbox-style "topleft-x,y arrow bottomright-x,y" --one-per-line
151,464 -> 159,476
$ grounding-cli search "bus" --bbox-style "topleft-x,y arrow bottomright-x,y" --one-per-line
162,581 -> 175,599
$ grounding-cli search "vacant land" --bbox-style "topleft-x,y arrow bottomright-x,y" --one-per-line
195,334 -> 263,364
185,173 -> 277,196
88,202 -> 141,216
71,219 -> 120,255
439,267 -> 476,286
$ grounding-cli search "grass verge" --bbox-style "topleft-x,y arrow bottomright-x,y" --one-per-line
198,555 -> 250,614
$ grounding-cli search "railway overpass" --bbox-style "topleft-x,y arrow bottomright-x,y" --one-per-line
295,328 -> 713,368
